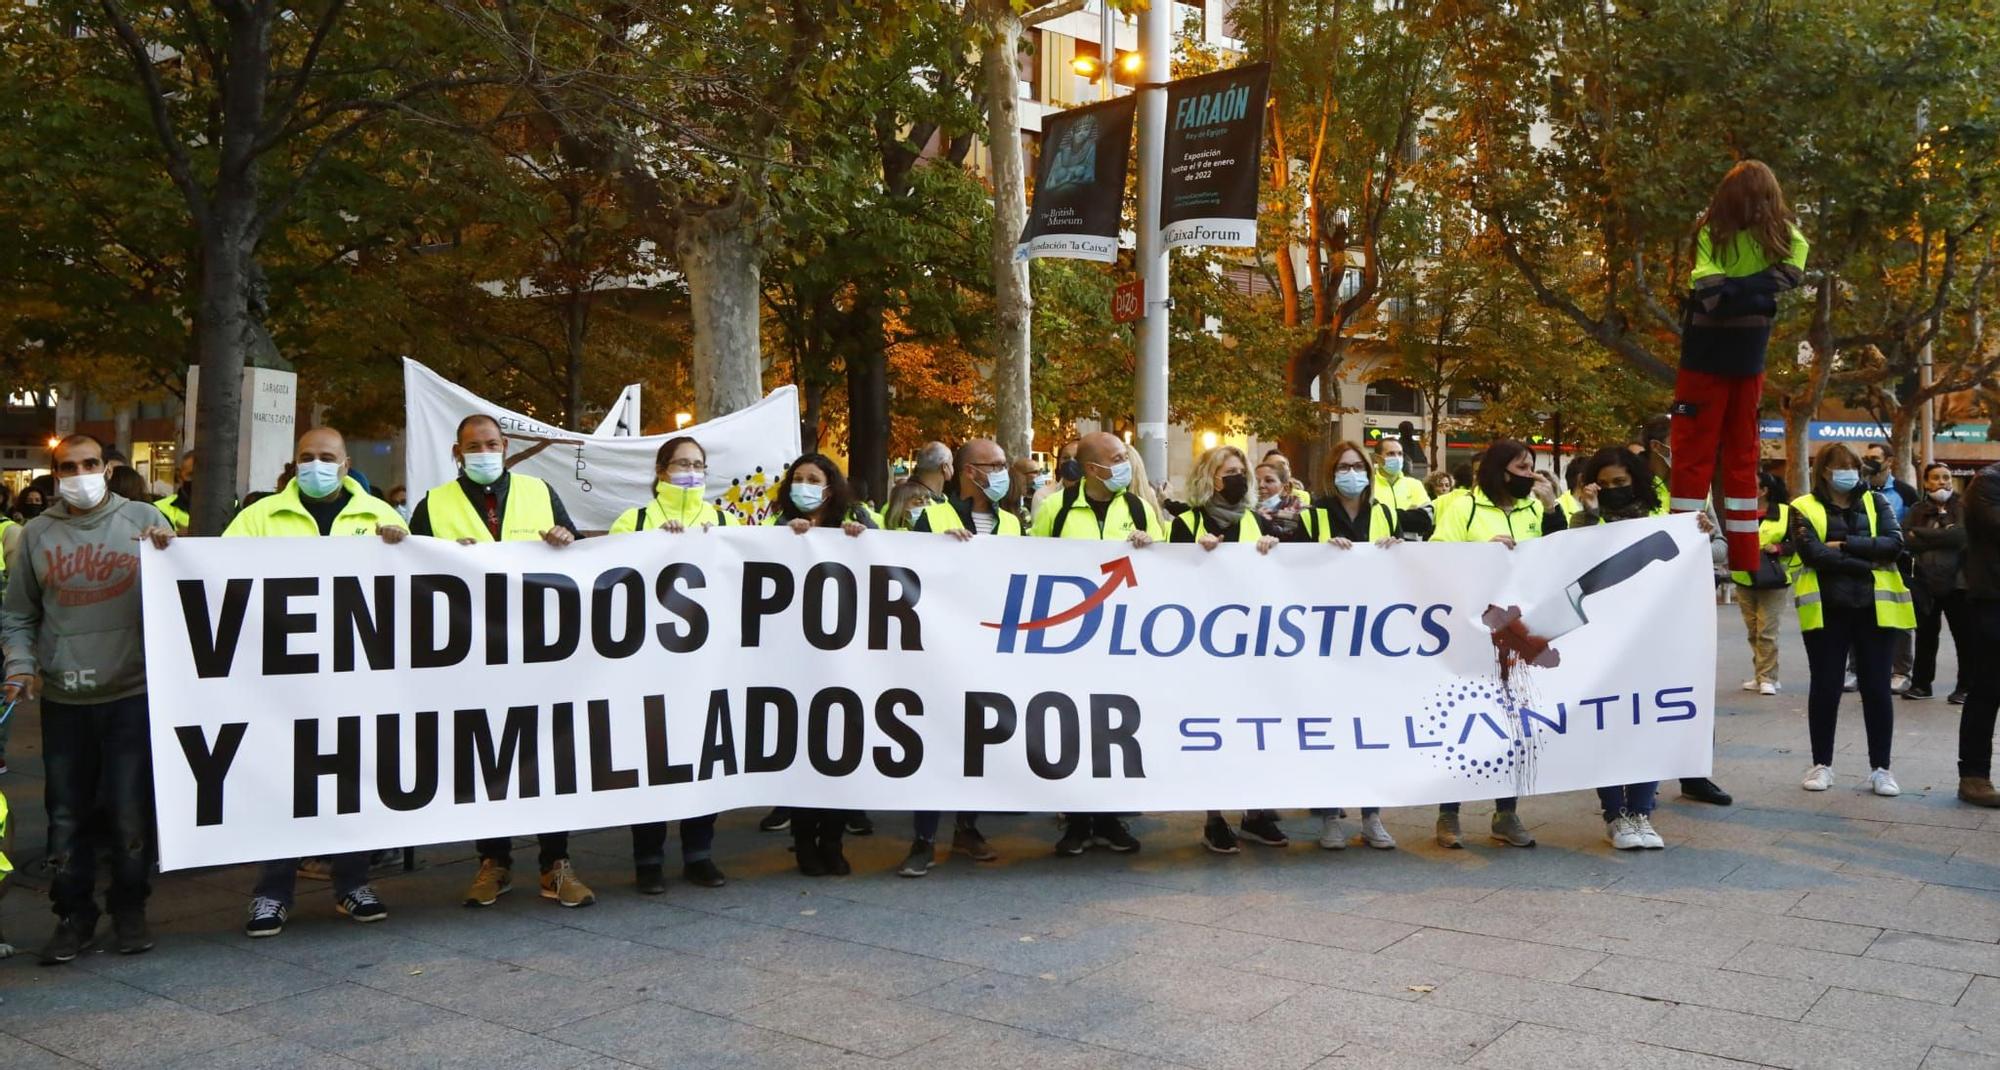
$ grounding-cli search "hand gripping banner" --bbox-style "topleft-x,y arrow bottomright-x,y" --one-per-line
141,516 -> 1715,869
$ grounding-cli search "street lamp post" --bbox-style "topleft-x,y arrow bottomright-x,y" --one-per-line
1133,0 -> 1171,482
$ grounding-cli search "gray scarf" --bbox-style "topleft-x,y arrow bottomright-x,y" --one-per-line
1203,495 -> 1249,533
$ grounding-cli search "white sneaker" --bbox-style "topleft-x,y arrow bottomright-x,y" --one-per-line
1631,813 -> 1665,849
1891,674 -> 1911,694
1358,813 -> 1397,849
1606,815 -> 1643,850
1802,764 -> 1834,791
1317,813 -> 1349,850
1759,682 -> 1779,696
1741,680 -> 1759,692
1870,768 -> 1901,797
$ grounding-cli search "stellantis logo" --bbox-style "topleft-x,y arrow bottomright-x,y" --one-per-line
983,557 -> 1454,660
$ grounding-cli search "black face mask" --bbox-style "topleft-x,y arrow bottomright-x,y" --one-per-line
1862,459 -> 1884,476
1219,472 -> 1249,503
1058,458 -> 1083,482
1505,473 -> 1537,500
19,502 -> 42,519
1597,484 -> 1638,512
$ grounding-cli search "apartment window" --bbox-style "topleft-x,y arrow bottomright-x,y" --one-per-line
1365,380 -> 1421,415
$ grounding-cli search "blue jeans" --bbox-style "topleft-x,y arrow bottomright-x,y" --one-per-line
631,816 -> 717,865
254,852 -> 371,906
913,812 -> 981,841
42,694 -> 155,923
1596,783 -> 1658,822
1439,798 -> 1516,814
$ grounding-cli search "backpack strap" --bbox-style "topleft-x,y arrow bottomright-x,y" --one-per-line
1050,484 -> 1081,539
1126,492 -> 1148,535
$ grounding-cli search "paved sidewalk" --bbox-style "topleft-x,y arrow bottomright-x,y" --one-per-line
3,605 -> 1998,1069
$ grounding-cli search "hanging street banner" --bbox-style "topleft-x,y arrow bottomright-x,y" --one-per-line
1017,95 -> 1138,262
1160,63 -> 1271,251
402,358 -> 800,530
142,516 -> 1715,870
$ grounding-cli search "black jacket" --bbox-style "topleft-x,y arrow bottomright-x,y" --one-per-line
1904,496 -> 1967,598
1793,490 -> 1904,611
1963,462 -> 2000,601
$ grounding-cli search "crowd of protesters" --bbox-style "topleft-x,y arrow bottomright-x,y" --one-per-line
4,411 -> 1995,968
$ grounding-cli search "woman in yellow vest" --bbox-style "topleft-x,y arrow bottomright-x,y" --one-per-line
615,435 -> 734,895
1792,443 -> 1915,797
882,481 -> 936,532
1568,446 -> 1692,850
1730,472 -> 1797,697
767,452 -> 874,875
1430,439 -> 1566,849
1254,454 -> 1308,540
1173,446 -> 1283,854
1302,442 -> 1403,851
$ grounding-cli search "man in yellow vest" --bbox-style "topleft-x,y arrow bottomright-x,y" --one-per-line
1031,431 -> 1162,856
153,451 -> 197,531
1374,437 -> 1432,511
902,438 -> 1018,876
208,428 -> 406,936
409,414 -> 596,909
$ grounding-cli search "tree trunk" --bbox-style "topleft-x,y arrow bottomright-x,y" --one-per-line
564,293 -> 588,431
189,9 -> 275,535
979,3 -> 1033,463
677,200 -> 763,420
190,230 -> 253,535
846,295 -> 891,504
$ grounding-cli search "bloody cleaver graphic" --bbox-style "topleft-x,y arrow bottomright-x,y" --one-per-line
1483,530 -> 1681,669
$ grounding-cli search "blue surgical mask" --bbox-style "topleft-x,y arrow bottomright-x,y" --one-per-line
908,505 -> 927,523
983,470 -> 1011,502
1260,494 -> 1284,511
296,460 -> 343,499
1830,469 -> 1862,493
790,483 -> 826,512
462,451 -> 505,486
1102,460 -> 1133,492
1033,473 -> 1050,490
1381,455 -> 1403,476
1334,470 -> 1370,498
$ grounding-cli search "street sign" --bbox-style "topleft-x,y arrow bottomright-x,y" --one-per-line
1112,278 -> 1144,323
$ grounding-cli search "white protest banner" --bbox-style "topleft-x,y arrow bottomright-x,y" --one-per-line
142,515 -> 1715,870
590,383 -> 642,437
402,358 -> 799,531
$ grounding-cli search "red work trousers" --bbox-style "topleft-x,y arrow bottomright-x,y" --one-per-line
1668,367 -> 1765,573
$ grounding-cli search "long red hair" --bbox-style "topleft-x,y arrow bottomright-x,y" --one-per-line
1698,160 -> 1794,265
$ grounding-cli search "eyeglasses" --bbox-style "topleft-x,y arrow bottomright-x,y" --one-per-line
666,460 -> 707,472
1333,462 -> 1369,474
964,459 -> 1007,472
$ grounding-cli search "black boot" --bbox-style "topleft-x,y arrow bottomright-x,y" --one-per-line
818,813 -> 851,876
793,817 -> 826,877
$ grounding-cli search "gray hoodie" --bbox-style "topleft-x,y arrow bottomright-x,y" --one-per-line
1,494 -> 166,704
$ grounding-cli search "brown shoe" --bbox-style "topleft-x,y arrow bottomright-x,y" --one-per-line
1960,777 -> 2000,808
462,859 -> 511,907
539,859 -> 596,907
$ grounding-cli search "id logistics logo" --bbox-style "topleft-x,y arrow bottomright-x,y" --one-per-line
982,556 -> 1454,661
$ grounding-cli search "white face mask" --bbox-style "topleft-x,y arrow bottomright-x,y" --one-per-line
59,472 -> 108,510
462,451 -> 506,486
1931,487 -> 1954,503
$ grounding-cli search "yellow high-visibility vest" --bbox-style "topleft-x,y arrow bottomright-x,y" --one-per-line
423,474 -> 557,542
222,477 -> 402,538
1790,493 -> 1915,631
610,483 -> 733,533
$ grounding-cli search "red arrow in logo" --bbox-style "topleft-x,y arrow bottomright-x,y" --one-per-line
982,556 -> 1138,632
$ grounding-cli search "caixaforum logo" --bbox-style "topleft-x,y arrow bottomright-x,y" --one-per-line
982,556 -> 1454,661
